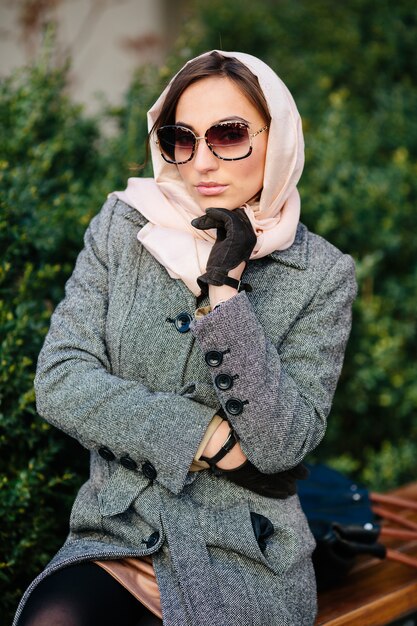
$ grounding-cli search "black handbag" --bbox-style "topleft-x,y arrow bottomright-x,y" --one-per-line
298,463 -> 417,590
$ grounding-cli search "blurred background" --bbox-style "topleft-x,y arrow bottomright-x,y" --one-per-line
0,0 -> 186,113
1,0 -> 416,620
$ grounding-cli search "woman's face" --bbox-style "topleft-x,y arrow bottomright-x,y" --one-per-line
174,76 -> 268,211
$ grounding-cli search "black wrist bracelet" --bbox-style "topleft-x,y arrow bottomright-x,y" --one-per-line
200,428 -> 239,466
223,277 -> 252,292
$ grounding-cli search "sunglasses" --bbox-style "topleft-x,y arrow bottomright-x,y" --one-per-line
156,121 -> 268,165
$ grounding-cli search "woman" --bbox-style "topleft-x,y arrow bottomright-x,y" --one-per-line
14,50 -> 357,626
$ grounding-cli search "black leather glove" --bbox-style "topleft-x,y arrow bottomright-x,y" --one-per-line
191,207 -> 256,292
218,461 -> 308,499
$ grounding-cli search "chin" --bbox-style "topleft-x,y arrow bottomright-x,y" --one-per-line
197,198 -> 238,211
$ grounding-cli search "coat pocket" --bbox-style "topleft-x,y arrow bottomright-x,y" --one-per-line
98,465 -> 148,517
197,501 -> 279,574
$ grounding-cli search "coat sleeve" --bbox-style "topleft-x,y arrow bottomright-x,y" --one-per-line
34,198 -> 216,495
190,254 -> 357,473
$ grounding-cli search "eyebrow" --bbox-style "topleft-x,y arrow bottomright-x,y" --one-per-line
174,116 -> 250,130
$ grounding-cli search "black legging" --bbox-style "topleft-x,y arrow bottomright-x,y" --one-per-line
17,562 -> 163,626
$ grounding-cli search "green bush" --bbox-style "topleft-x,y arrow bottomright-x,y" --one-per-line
0,48 -> 109,617
1,2 -> 417,622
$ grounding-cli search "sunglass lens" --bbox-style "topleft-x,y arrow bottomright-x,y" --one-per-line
207,123 -> 250,159
157,126 -> 195,163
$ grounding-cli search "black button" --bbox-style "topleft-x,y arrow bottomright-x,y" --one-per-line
98,446 -> 115,462
225,398 -> 244,415
142,461 -> 157,480
215,373 -> 233,391
174,312 -> 192,333
142,531 -> 160,549
205,350 -> 224,367
120,455 -> 138,471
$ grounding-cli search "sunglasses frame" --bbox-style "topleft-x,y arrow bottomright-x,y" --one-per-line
156,121 -> 268,165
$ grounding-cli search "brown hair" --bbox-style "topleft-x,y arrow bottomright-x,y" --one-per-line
150,51 -> 271,137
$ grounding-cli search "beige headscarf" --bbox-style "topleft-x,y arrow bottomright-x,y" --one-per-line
111,50 -> 304,296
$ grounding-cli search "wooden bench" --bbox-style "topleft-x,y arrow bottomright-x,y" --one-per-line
315,481 -> 417,625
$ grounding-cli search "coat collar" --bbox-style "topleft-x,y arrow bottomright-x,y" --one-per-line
120,203 -> 148,226
268,222 -> 308,270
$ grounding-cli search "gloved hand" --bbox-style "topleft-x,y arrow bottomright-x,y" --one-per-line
218,461 -> 309,499
191,207 -> 257,292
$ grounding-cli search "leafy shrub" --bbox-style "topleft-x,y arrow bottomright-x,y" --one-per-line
0,46 -> 109,618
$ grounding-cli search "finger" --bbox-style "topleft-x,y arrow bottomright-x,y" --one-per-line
204,208 -> 237,238
191,214 -> 224,230
207,207 -> 253,234
205,207 -> 233,225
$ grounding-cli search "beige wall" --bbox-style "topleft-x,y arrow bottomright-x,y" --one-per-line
0,0 -> 184,113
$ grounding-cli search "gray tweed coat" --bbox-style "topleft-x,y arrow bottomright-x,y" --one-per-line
14,196 -> 357,626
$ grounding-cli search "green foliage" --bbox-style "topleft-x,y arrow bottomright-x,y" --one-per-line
2,1 -> 417,621
0,49 -> 107,617
99,64 -> 160,186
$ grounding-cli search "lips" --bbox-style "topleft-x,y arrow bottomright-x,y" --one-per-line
196,182 -> 228,196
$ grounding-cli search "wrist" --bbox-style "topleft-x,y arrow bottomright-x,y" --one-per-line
200,421 -> 247,470
227,261 -> 246,280
208,261 -> 247,307
209,284 -> 239,309
216,442 -> 247,470
201,420 -> 230,459
200,427 -> 239,466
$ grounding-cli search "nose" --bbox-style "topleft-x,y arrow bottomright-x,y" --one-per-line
192,138 -> 219,173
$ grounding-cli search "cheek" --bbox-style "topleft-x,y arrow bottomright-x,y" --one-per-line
176,164 -> 190,185
237,153 -> 265,190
